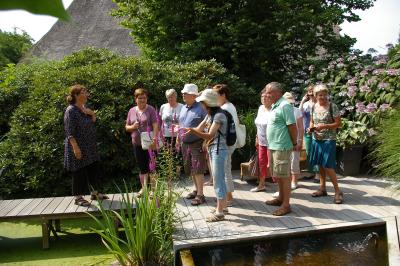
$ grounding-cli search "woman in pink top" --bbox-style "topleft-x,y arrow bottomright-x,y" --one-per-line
125,88 -> 159,197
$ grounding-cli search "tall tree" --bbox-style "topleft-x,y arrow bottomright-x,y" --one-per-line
0,29 -> 33,67
113,0 -> 374,87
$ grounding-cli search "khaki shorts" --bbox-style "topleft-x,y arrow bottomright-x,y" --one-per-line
269,149 -> 291,178
182,140 -> 207,176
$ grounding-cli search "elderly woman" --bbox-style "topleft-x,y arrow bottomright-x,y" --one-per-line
309,84 -> 343,204
159,89 -> 183,147
300,84 -> 319,180
64,84 -> 108,207
250,87 -> 272,192
183,89 -> 229,222
125,88 -> 159,197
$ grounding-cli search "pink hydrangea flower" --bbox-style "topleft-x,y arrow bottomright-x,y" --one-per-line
360,85 -> 371,93
387,69 -> 399,76
379,104 -> 390,112
378,82 -> 389,89
356,102 -> 366,113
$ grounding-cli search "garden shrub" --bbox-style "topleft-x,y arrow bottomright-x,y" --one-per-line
289,44 -> 400,148
0,48 -> 249,199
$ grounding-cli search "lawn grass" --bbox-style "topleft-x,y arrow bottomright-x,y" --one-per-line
0,217 -> 115,265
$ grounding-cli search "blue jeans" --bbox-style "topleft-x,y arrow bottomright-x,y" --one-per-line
208,147 -> 228,199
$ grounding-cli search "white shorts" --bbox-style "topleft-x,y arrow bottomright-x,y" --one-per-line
290,151 -> 301,175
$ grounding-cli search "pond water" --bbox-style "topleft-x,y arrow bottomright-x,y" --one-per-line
191,226 -> 388,266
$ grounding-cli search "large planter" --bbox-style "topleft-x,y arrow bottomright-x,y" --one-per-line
336,144 -> 365,176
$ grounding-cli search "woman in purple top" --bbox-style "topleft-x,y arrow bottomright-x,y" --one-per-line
125,88 -> 159,197
64,84 -> 108,207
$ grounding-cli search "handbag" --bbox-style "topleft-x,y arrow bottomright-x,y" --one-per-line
140,131 -> 163,150
235,123 -> 246,148
240,150 -> 259,181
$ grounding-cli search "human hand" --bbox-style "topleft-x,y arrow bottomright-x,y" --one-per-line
73,147 -> 82,160
315,124 -> 325,131
132,121 -> 140,130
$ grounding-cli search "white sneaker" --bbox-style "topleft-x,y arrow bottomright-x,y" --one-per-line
291,183 -> 298,190
272,191 -> 279,198
250,186 -> 265,192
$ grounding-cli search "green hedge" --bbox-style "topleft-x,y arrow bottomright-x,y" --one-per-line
0,48 -> 251,199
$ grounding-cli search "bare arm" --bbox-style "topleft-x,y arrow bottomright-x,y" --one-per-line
287,124 -> 298,146
125,121 -> 139,133
69,137 -> 82,160
186,121 -> 220,140
315,116 -> 341,131
295,116 -> 304,151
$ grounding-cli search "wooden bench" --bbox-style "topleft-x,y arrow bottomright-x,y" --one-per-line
0,193 -> 134,249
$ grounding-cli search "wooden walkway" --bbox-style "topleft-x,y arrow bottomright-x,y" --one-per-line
0,193 -> 132,248
173,171 -> 400,264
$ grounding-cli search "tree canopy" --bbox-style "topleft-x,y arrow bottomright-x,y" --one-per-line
113,0 -> 375,88
0,29 -> 33,68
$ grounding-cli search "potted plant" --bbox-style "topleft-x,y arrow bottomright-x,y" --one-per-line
335,119 -> 369,176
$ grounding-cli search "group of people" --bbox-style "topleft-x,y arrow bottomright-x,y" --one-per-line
63,81 -> 343,222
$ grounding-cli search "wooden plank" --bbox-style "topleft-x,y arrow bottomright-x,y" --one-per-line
174,217 -> 385,251
6,198 -> 33,217
74,195 -> 93,213
29,198 -> 53,215
384,217 -> 400,266
41,197 -> 65,215
18,198 -> 45,216
53,197 -> 74,214
0,199 -> 24,217
64,196 -> 79,213
0,200 -> 12,213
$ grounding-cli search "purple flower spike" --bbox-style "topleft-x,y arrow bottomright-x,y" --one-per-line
356,102 -> 366,113
378,82 -> 389,89
365,103 -> 377,113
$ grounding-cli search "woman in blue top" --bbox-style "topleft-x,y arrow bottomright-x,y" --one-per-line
182,89 -> 228,222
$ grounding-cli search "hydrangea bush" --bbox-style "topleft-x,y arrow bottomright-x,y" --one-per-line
290,44 -> 400,148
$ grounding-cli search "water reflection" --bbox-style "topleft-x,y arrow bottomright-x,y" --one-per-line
192,226 -> 388,266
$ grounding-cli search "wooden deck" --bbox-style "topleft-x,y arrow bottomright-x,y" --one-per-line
0,193 -> 133,248
173,171 -> 400,264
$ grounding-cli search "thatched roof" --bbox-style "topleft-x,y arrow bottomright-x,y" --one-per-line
28,0 -> 140,60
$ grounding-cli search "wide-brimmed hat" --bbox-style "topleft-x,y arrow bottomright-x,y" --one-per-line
181,83 -> 199,95
283,92 -> 295,104
196,89 -> 219,107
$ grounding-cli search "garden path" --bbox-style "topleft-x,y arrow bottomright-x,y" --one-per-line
173,171 -> 400,264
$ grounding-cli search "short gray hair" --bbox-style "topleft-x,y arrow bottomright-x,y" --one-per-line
265,82 -> 283,93
313,84 -> 329,96
165,89 -> 177,98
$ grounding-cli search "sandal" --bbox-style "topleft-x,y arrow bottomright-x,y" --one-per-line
334,192 -> 344,204
90,192 -> 109,200
136,189 -> 144,198
191,195 -> 206,206
75,197 -> 91,207
265,198 -> 283,206
206,213 -> 225,222
272,207 -> 291,216
185,190 -> 197,199
311,190 -> 328,197
210,208 -> 229,214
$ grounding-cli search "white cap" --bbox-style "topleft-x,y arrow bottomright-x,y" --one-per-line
283,92 -> 295,104
196,89 -> 219,107
181,83 -> 199,95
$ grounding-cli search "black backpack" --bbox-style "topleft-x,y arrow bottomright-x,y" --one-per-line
211,109 -> 237,153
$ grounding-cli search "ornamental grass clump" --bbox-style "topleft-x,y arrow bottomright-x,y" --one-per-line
372,109 -> 400,182
89,147 -> 179,266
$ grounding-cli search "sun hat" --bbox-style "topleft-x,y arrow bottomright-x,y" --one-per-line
181,83 -> 199,95
283,92 -> 295,104
196,89 -> 219,107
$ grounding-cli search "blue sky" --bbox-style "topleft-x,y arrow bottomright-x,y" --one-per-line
0,0 -> 399,54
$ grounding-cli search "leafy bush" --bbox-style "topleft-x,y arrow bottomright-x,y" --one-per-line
372,109 -> 400,181
0,48 -> 248,199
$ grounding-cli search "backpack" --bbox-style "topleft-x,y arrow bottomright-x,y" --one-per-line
211,109 -> 237,153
